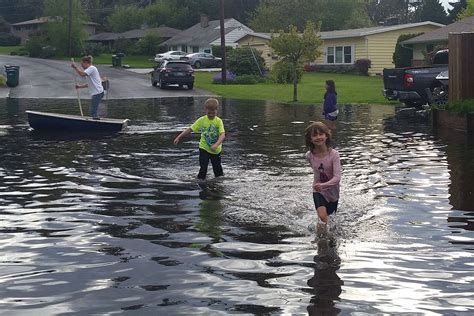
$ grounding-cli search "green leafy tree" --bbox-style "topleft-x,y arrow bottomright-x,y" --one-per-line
133,31 -> 162,55
0,0 -> 44,23
107,5 -> 144,32
250,0 -> 373,32
270,21 -> 322,102
414,0 -> 448,24
457,0 -> 474,19
42,0 -> 87,56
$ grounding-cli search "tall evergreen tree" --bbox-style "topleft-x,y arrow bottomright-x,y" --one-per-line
447,0 -> 467,22
414,0 -> 448,24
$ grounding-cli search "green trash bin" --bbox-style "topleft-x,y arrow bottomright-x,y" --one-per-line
5,65 -> 20,87
111,54 -> 122,67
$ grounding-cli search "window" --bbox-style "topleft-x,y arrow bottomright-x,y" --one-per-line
204,49 -> 211,53
326,45 -> 352,64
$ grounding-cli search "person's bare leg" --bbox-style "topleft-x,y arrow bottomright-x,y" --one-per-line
316,206 -> 328,236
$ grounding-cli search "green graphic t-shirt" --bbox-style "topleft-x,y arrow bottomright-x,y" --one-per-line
191,115 -> 225,154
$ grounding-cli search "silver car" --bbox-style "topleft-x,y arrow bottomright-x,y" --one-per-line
183,53 -> 222,69
154,51 -> 187,63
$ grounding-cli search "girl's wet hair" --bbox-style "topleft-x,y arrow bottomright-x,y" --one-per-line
305,121 -> 332,151
325,79 -> 336,94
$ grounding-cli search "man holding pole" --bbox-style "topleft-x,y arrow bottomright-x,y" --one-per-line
71,56 -> 104,119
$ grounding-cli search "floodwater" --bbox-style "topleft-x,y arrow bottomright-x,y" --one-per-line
0,97 -> 473,315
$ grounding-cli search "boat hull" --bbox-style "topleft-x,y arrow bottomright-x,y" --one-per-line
26,111 -> 129,132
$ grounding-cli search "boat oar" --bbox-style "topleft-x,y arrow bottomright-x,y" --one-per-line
71,58 -> 84,117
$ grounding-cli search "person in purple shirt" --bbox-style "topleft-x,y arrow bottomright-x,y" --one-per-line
305,122 -> 341,236
322,80 -> 338,129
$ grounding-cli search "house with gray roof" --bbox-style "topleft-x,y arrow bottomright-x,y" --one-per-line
87,26 -> 181,47
401,16 -> 474,66
162,16 -> 253,54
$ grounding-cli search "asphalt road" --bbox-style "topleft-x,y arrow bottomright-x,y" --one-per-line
0,55 -> 213,99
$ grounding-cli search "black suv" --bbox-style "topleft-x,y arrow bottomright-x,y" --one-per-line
151,60 -> 194,89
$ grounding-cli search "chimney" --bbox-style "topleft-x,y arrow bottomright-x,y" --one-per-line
200,15 -> 209,28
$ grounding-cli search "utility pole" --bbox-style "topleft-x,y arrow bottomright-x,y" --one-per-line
219,0 -> 226,84
68,0 -> 72,57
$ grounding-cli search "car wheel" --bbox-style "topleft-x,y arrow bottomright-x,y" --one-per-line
188,83 -> 194,90
179,84 -> 184,89
152,78 -> 158,87
159,78 -> 166,89
216,61 -> 222,68
194,61 -> 201,69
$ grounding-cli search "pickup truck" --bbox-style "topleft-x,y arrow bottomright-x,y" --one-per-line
382,49 -> 448,107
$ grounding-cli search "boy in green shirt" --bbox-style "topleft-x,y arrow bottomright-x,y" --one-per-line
173,98 -> 226,179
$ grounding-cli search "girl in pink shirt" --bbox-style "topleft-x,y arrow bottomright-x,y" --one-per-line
305,122 -> 341,235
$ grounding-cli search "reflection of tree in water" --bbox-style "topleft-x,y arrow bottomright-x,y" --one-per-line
307,238 -> 343,315
196,182 -> 224,242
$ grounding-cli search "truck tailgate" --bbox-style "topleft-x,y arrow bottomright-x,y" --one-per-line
383,68 -> 406,90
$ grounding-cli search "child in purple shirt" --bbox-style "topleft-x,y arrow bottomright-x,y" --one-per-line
305,122 -> 341,235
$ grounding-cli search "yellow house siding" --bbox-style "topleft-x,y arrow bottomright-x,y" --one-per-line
366,25 -> 440,75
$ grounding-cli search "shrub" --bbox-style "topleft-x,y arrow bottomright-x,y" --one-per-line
354,58 -> 372,76
84,42 -> 104,56
303,63 -> 317,72
211,45 -> 234,58
0,32 -> 21,46
133,32 -> 163,55
227,47 -> 265,76
393,33 -> 422,67
25,33 -> 45,58
446,99 -> 474,114
212,71 -> 236,84
9,51 -> 18,56
270,60 -> 303,84
0,74 -> 5,86
40,45 -> 57,59
234,74 -> 266,84
114,37 -> 134,54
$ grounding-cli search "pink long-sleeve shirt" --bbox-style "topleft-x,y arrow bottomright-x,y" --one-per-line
305,148 -> 341,202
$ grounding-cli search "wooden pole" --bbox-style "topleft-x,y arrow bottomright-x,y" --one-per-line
68,0 -> 72,57
219,0 -> 226,84
449,32 -> 474,102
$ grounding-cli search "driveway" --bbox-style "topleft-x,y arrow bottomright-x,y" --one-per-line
0,55 -> 213,99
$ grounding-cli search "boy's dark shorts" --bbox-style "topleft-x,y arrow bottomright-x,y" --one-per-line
313,192 -> 338,215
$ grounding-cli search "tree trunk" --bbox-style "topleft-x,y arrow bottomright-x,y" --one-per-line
293,63 -> 298,102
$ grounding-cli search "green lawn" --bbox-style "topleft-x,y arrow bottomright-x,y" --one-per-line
194,72 -> 393,105
66,54 -> 155,68
0,46 -> 23,55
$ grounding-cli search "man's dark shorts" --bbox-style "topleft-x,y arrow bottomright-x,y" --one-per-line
313,192 -> 338,215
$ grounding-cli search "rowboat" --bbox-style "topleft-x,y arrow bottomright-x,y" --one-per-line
26,111 -> 129,132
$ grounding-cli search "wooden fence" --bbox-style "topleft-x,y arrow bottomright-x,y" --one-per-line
449,32 -> 474,102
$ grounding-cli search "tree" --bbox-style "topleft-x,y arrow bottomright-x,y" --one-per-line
42,0 -> 87,56
270,21 -> 322,102
107,5 -> 144,32
414,0 -> 448,24
249,0 -> 373,32
393,33 -> 423,67
447,0 -> 467,22
0,0 -> 44,23
457,0 -> 474,19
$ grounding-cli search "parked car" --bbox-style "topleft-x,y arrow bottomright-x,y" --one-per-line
182,53 -> 222,69
154,51 -> 187,62
382,49 -> 448,107
151,60 -> 194,89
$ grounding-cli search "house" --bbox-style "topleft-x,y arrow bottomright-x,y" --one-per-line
401,16 -> 474,66
162,16 -> 253,54
87,26 -> 181,48
11,17 -> 98,45
236,22 -> 443,75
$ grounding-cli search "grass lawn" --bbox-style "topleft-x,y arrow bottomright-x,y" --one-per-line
195,72 -> 394,105
65,54 -> 155,68
0,46 -> 24,55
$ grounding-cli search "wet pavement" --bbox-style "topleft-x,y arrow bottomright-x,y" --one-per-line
0,55 -> 213,99
0,98 -> 473,315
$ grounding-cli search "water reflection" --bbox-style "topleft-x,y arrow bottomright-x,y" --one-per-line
0,97 -> 473,314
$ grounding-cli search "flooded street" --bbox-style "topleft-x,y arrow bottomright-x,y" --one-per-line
0,98 -> 473,315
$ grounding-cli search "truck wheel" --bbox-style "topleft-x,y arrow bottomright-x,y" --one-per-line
188,83 -> 194,90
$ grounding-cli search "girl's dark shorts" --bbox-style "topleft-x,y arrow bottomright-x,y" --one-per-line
313,192 -> 338,215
